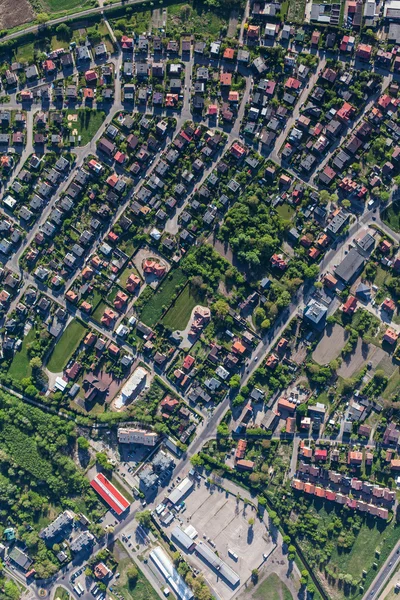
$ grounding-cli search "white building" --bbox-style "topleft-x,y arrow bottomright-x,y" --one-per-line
117,428 -> 158,446
150,546 -> 193,600
114,367 -> 148,409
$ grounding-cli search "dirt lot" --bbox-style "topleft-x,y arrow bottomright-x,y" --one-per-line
163,479 -> 274,599
0,0 -> 34,28
313,324 -> 347,365
338,339 -> 385,379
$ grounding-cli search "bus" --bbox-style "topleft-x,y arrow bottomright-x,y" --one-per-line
73,586 -> 83,597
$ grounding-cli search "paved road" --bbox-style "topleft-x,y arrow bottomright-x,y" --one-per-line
362,542 -> 400,600
1,0 -> 156,44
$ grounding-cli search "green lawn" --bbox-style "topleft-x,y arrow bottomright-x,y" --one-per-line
92,301 -> 108,324
65,109 -> 106,146
162,284 -> 205,331
54,587 -> 70,600
276,203 -> 295,221
119,266 -> 140,289
15,43 -> 35,63
140,268 -> 187,327
382,368 -> 400,401
382,203 -> 400,233
8,327 -> 36,381
46,320 -> 87,373
252,573 -> 293,600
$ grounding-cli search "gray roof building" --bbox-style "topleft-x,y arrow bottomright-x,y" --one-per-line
335,248 -> 365,284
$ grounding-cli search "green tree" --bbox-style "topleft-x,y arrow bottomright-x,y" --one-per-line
29,356 -> 42,370
212,299 -> 230,320
136,510 -> 152,528
190,454 -> 204,467
36,13 -> 49,23
229,374 -> 241,389
127,565 -> 138,586
77,436 -> 90,451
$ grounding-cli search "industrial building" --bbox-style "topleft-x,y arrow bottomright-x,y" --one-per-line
150,546 -> 194,600
117,427 -> 158,446
90,473 -> 130,515
171,526 -> 196,551
114,366 -> 148,409
195,542 -> 240,588
39,510 -> 74,542
167,477 -> 194,505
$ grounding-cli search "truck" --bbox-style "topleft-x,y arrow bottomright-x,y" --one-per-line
228,549 -> 238,561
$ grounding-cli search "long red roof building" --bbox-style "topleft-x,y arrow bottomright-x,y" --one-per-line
90,473 -> 130,516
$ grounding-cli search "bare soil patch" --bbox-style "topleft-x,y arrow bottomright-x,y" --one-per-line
313,324 -> 347,365
0,0 -> 34,28
338,340 -> 385,379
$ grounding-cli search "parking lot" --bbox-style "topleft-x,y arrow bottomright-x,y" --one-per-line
162,479 -> 274,599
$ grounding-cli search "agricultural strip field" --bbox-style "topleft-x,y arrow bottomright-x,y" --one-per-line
140,268 -> 187,327
46,319 -> 87,373
8,326 -> 36,380
162,284 -> 205,330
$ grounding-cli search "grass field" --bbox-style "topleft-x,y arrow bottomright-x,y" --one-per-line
300,503 -> 400,600
287,0 -> 306,22
382,203 -> 400,233
42,0 -> 91,13
65,109 -> 106,146
112,541 -> 160,600
15,42 -> 35,63
47,320 -> 87,373
8,327 -> 36,381
140,268 -> 187,327
54,587 -> 70,600
252,573 -> 293,600
162,284 -> 205,330
167,2 -> 225,38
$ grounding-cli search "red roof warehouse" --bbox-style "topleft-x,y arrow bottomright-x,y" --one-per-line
90,473 -> 130,515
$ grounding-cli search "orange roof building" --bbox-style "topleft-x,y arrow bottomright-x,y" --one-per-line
220,72 -> 232,86
101,308 -> 117,327
126,273 -> 141,292
266,353 -> 279,369
342,295 -> 358,315
66,290 -> 78,303
286,417 -> 296,434
348,451 -> 363,464
223,48 -> 235,60
232,340 -> 246,355
235,439 -> 247,460
114,290 -> 129,310
108,343 -> 120,356
278,397 -> 296,413
384,328 -> 398,345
